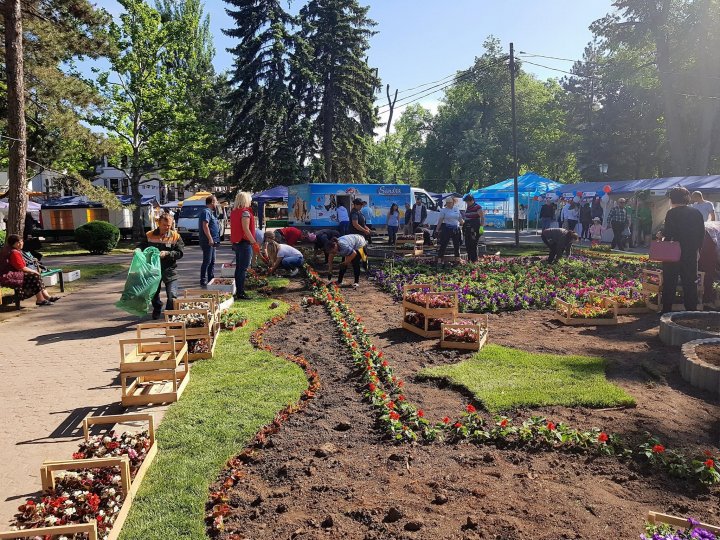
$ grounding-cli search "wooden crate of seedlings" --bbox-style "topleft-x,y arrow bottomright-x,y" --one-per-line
402,284 -> 458,338
590,291 -> 651,315
0,522 -> 100,539
641,269 -> 663,293
440,313 -> 489,351
119,335 -> 190,406
183,288 -> 234,313
206,277 -> 236,295
395,233 -> 424,256
81,413 -> 157,498
37,456 -> 132,540
646,511 -> 720,535
555,297 -> 619,326
643,290 -> 705,312
165,308 -> 217,360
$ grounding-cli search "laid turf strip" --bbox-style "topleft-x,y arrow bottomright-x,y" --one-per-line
419,344 -> 635,412
120,299 -> 307,539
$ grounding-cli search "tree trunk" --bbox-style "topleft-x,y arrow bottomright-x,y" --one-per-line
4,0 -> 27,237
131,151 -> 145,241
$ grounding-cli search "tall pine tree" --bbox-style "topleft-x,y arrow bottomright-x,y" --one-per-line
297,0 -> 380,182
223,0 -> 301,190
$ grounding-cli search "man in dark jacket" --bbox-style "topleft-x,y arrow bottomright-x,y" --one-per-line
539,201 -> 555,231
141,213 -> 184,318
411,198 -> 428,232
660,187 -> 705,312
541,228 -> 578,263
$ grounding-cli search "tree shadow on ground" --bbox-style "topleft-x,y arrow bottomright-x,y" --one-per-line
29,321 -> 138,345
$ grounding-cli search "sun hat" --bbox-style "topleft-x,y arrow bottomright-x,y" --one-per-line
593,217 -> 601,222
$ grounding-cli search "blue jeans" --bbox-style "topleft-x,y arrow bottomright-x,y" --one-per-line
200,243 -> 215,285
152,278 -> 178,314
540,217 -> 553,231
281,255 -> 304,270
234,241 -> 252,295
387,225 -> 398,245
338,221 -> 349,235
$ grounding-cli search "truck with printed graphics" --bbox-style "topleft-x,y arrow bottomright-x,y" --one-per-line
287,183 -> 440,231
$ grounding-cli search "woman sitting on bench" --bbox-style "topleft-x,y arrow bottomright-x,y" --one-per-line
0,234 -> 59,306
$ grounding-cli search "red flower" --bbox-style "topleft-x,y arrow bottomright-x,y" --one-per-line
368,383 -> 376,392
704,450 -> 714,457
418,409 -> 425,418
598,432 -> 609,443
397,380 -> 404,388
402,425 -> 408,431
87,493 -> 100,511
398,395 -> 405,402
499,419 -> 508,428
389,411 -> 400,421
466,404 -> 476,414
381,360 -> 389,367
442,416 -> 451,424
546,422 -> 556,431
652,444 -> 665,454
705,459 -> 715,469
357,317 -> 362,322
387,401 -> 395,409
364,351 -> 371,359
380,393 -> 387,400
106,441 -> 120,450
72,452 -> 85,459
454,422 -> 462,428
371,345 -> 377,351
378,352 -> 384,358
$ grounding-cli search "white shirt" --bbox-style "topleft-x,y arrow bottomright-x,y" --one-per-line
439,207 -> 462,228
277,244 -> 302,258
337,205 -> 349,223
692,201 -> 715,221
338,234 -> 367,256
255,228 -> 264,244
414,204 -> 424,222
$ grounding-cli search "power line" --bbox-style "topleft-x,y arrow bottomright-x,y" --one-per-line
520,59 -> 580,77
377,70 -> 474,114
518,51 -> 577,63
375,70 -> 464,103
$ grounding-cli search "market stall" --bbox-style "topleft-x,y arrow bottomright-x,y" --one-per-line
252,186 -> 288,228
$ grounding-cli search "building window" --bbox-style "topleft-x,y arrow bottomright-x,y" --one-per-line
86,209 -> 109,223
49,210 -> 74,230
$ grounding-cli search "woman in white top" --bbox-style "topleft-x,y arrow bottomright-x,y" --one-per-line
264,233 -> 304,277
436,197 -> 463,259
386,203 -> 400,245
326,234 -> 367,287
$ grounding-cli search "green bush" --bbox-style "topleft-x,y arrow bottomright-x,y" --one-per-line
75,220 -> 120,254
0,230 -> 5,247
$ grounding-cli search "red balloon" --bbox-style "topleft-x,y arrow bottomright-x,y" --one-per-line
603,185 -> 612,194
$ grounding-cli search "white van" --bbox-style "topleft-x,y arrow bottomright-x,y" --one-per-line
176,199 -> 228,244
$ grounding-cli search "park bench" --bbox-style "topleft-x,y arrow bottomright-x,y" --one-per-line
0,267 -> 64,310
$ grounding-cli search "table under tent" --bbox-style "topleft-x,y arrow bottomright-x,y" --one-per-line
252,186 -> 288,229
468,172 -> 565,229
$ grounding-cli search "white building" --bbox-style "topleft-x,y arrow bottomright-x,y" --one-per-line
91,159 -> 193,203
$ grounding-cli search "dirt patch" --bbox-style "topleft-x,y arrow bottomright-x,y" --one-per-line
674,315 -> 720,334
696,343 -> 720,369
213,283 -> 720,540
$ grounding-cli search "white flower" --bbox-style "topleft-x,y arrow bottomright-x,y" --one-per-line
63,507 -> 76,516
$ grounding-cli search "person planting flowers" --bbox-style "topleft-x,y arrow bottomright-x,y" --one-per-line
326,234 -> 368,288
541,227 -> 579,263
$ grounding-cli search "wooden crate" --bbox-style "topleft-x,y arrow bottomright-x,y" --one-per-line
395,233 -> 424,256
37,457 -> 132,540
164,308 -> 216,341
0,521 -> 99,539
186,333 -> 218,361
81,413 -> 157,498
402,317 -> 441,339
646,511 -> 720,534
589,291 -> 651,315
206,278 -> 236,295
174,296 -> 218,316
401,283 -> 458,317
119,336 -> 190,407
643,291 -> 705,313
440,313 -> 489,351
555,298 -> 618,326
641,269 -> 705,295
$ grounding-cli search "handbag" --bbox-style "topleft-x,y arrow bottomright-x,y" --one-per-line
0,270 -> 25,288
649,240 -> 681,262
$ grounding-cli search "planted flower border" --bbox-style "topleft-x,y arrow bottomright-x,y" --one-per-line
644,511 -> 720,539
305,267 -> 720,486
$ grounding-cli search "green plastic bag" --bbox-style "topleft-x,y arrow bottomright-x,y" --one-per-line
115,247 -> 162,317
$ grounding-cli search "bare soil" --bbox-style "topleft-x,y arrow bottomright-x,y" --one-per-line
674,315 -> 720,334
213,281 -> 720,540
696,343 -> 720,369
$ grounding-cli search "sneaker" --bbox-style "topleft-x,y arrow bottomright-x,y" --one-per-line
289,268 -> 299,277
235,292 -> 251,300
352,283 -> 359,289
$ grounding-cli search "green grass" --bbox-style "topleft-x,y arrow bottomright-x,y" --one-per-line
267,276 -> 290,289
120,299 -> 307,539
488,243 -> 548,257
419,344 -> 635,412
40,241 -> 136,257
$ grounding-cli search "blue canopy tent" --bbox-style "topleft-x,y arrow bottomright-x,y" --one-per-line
252,186 -> 288,227
469,172 -> 565,228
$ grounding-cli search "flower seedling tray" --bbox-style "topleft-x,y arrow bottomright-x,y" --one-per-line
402,283 -> 458,317
186,334 -> 218,361
555,298 -> 618,326
641,269 -> 663,293
590,291 -> 651,315
220,263 -> 236,278
395,233 -> 424,256
81,413 -> 157,499
37,456 -> 132,540
402,308 -> 443,338
165,309 -> 216,341
0,521 -> 99,539
440,313 -> 489,351
646,511 -> 720,535
206,277 -> 236,295
174,296 -> 218,318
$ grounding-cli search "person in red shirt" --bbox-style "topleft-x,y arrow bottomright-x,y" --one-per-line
0,234 -> 59,305
230,192 -> 260,300
274,226 -> 304,246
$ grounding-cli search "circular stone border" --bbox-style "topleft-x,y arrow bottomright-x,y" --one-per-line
680,338 -> 720,396
659,311 -> 720,346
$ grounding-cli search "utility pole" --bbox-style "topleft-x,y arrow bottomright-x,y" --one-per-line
510,42 -> 519,247
4,0 -> 28,237
385,84 -> 398,136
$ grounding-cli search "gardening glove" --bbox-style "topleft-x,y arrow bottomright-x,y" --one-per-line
252,243 -> 261,254
358,247 -> 367,262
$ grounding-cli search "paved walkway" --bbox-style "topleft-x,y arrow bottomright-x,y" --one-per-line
0,244 -> 237,524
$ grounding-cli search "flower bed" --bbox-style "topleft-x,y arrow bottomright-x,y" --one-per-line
305,267 -> 720,486
374,256 -> 644,314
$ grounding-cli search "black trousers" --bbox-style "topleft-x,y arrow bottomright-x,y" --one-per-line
541,236 -> 569,263
662,254 -> 699,312
610,222 -> 626,250
338,251 -> 361,284
463,221 -> 480,262
580,221 -> 591,239
438,226 -> 461,258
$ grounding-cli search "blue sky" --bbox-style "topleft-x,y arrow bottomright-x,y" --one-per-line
93,0 -> 614,126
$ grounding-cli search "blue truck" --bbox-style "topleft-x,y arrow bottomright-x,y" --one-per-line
287,183 -> 441,231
